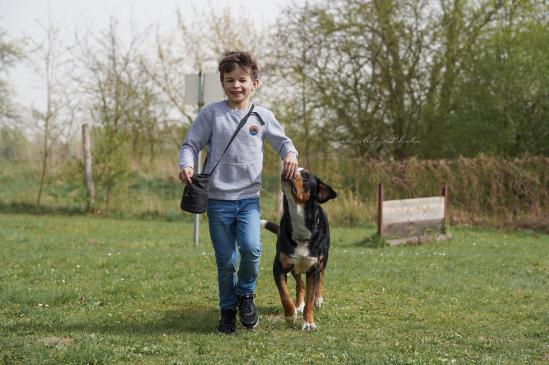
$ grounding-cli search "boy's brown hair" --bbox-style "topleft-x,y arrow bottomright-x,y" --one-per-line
218,51 -> 259,82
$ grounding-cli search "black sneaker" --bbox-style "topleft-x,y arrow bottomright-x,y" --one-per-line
237,294 -> 258,329
216,309 -> 237,334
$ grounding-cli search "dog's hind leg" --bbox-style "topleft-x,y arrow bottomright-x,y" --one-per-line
292,272 -> 305,313
314,270 -> 324,309
273,262 -> 296,325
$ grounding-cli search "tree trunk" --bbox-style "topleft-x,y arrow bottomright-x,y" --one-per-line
36,120 -> 49,207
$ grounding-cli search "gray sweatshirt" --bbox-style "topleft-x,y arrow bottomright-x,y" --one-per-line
179,100 -> 298,200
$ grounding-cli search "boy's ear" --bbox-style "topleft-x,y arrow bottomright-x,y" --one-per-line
252,79 -> 261,90
316,178 -> 337,204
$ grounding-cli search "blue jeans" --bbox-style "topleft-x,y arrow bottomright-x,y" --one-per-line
207,198 -> 262,310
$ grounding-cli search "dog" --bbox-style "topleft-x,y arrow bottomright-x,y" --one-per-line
261,168 -> 337,331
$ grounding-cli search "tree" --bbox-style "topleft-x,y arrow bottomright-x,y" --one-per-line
73,18 -> 154,209
446,21 -> 549,156
28,10 -> 74,206
271,0 -> 548,160
0,25 -> 24,127
271,0 -> 431,160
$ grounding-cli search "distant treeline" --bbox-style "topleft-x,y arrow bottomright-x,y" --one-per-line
0,0 -> 548,229
1,155 -> 547,232
274,0 -> 549,162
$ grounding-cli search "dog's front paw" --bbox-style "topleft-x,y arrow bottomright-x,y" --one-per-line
314,296 -> 323,309
296,302 -> 305,313
285,310 -> 297,325
302,322 -> 317,331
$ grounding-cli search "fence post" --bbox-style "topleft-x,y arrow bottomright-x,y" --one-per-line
441,184 -> 448,230
377,183 -> 384,237
82,124 -> 95,211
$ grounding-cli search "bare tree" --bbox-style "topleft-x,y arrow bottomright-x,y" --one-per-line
0,24 -> 25,127
72,17 -> 165,208
28,8 -> 73,206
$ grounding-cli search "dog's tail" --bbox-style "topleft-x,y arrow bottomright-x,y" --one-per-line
260,219 -> 279,234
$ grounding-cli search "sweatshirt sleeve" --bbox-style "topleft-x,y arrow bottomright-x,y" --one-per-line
178,108 -> 212,169
264,111 -> 299,159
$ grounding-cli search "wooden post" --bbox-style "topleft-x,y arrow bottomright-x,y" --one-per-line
441,184 -> 448,229
82,124 -> 95,211
377,183 -> 384,237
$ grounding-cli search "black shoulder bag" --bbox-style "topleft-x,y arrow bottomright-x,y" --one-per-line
180,104 -> 255,214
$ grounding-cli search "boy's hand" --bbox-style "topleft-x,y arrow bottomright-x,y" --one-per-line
179,167 -> 194,185
282,152 -> 298,179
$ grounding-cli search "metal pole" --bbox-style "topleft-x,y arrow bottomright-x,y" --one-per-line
193,70 -> 205,246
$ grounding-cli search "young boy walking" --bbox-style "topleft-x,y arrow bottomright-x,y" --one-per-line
178,51 -> 299,334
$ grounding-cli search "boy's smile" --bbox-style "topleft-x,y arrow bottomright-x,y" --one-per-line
222,68 -> 259,110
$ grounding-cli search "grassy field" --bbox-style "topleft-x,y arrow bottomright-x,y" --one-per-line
0,213 -> 548,364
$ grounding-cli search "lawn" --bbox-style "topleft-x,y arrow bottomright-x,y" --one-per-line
0,213 -> 547,364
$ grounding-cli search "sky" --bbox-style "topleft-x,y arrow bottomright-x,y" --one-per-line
0,0 -> 291,109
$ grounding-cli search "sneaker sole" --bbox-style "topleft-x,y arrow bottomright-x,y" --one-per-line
242,318 -> 259,330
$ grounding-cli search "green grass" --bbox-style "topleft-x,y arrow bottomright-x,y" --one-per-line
0,213 -> 548,364
0,159 -> 283,224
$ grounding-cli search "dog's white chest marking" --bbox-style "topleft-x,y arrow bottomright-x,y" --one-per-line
282,170 -> 316,274
288,201 -> 311,241
290,241 -> 318,274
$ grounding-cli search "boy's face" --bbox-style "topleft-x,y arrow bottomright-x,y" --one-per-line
221,67 -> 259,106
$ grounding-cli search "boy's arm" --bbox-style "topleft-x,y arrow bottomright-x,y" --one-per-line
264,111 -> 299,179
263,111 -> 299,160
178,108 -> 212,171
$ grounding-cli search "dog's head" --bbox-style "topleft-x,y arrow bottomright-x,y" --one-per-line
281,168 -> 337,207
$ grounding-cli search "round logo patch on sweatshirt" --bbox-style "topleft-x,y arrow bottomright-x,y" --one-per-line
249,125 -> 259,136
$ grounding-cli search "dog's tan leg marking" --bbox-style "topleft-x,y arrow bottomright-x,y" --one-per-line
279,252 -> 293,270
292,271 -> 305,313
314,270 -> 324,309
275,272 -> 296,324
302,272 -> 318,331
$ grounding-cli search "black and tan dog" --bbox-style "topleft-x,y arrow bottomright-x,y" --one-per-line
261,168 -> 337,331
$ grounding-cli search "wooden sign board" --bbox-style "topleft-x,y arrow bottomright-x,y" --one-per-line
377,184 -> 449,246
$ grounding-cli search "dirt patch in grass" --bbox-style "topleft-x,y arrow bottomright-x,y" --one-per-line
42,337 -> 75,347
262,314 -> 286,323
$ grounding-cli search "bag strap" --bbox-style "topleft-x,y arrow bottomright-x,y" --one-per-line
250,111 -> 265,126
205,104 -> 255,175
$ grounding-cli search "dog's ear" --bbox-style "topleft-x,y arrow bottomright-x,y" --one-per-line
316,178 -> 337,204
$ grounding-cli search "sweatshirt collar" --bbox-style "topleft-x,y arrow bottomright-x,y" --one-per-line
223,99 -> 252,114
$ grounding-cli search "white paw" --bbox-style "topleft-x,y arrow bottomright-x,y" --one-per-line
302,322 -> 317,331
296,303 -> 305,313
314,296 -> 323,309
285,312 -> 297,324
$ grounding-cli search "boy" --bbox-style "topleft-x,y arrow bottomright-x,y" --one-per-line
178,51 -> 299,334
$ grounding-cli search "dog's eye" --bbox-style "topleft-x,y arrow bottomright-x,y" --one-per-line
291,184 -> 297,194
